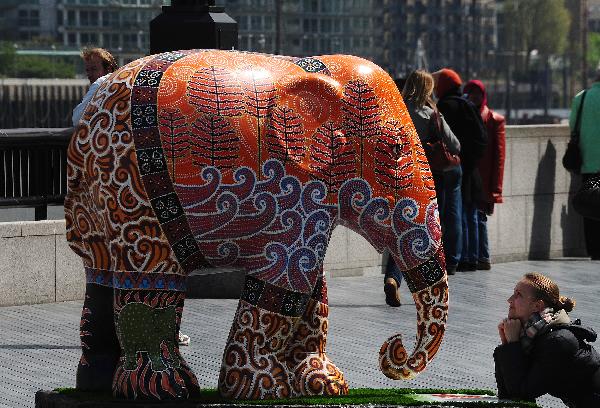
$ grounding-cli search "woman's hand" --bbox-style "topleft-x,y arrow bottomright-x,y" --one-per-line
502,318 -> 522,343
498,321 -> 508,344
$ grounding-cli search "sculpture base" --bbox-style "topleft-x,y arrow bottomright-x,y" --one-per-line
34,389 -> 535,408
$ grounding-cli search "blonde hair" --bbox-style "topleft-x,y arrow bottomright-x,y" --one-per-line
81,47 -> 117,73
523,272 -> 576,312
402,70 -> 435,109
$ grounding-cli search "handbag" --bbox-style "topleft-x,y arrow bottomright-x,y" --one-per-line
562,90 -> 587,173
424,108 -> 461,172
572,174 -> 600,220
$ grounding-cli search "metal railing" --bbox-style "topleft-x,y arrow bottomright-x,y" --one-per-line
0,128 -> 72,220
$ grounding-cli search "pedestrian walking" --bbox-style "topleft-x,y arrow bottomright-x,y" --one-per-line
382,70 -> 460,305
463,80 -> 506,270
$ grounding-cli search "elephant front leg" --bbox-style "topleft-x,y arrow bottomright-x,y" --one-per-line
285,276 -> 349,397
219,275 -> 302,400
112,288 -> 199,400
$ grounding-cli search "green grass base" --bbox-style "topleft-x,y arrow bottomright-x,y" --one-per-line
54,388 -> 538,407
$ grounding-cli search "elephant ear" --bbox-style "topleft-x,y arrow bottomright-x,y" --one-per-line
276,73 -> 344,132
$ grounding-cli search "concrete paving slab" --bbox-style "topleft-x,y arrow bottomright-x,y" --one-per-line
1,259 -> 598,408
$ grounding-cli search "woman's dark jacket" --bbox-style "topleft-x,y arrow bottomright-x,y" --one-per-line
437,89 -> 487,204
494,322 -> 600,407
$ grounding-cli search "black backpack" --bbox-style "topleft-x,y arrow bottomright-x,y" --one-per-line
445,95 -> 488,161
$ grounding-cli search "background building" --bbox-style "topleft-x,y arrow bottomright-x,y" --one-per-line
0,0 -> 498,77
219,0 -> 497,79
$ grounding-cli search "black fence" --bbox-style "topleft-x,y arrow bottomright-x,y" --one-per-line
0,80 -> 87,128
0,128 -> 72,220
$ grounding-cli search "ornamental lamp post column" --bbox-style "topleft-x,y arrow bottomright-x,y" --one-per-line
149,0 -> 238,54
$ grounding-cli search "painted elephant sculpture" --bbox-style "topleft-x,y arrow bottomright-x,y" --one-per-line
65,50 -> 448,401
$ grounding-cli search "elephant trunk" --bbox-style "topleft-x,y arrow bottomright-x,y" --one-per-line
378,249 -> 449,380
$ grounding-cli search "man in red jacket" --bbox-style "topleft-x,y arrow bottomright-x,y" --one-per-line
463,80 -> 506,270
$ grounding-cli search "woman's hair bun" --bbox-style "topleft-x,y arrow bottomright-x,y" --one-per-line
559,295 -> 576,312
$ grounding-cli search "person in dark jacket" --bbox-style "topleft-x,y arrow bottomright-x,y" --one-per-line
463,80 -> 506,271
494,273 -> 600,407
433,69 -> 487,273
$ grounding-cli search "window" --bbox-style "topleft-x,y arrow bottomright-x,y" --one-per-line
80,10 -> 99,27
80,32 -> 99,45
103,11 -> 119,28
18,9 -> 39,27
68,33 -> 77,46
123,33 -> 137,49
264,15 -> 273,30
67,10 -> 76,26
250,15 -> 261,29
238,15 -> 248,30
102,33 -> 120,48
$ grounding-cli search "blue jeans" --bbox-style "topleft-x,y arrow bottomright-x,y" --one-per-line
461,203 -> 479,264
383,252 -> 403,287
435,165 -> 463,267
477,210 -> 490,262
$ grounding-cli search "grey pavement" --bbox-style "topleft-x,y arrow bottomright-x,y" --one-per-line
1,259 -> 599,408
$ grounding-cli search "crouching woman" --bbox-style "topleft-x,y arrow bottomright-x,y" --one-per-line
494,273 -> 600,407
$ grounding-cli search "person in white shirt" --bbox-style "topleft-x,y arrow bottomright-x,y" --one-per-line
72,48 -> 118,127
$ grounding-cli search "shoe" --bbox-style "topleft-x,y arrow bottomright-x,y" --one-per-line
457,262 -> 477,272
446,264 -> 457,275
384,278 -> 401,307
476,260 -> 491,270
178,331 -> 190,346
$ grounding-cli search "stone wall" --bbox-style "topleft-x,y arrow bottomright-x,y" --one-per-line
0,125 -> 585,306
0,220 -> 84,306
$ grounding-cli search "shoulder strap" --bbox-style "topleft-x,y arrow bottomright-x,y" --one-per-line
428,107 -> 442,140
573,90 -> 588,142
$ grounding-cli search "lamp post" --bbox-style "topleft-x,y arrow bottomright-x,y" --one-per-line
149,0 -> 238,54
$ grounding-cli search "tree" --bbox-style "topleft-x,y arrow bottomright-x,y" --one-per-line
189,114 -> 240,171
373,120 -> 414,199
266,105 -> 305,165
588,32 -> 600,70
0,42 -> 16,77
309,121 -> 356,197
241,69 -> 277,170
342,79 -> 381,177
187,66 -> 244,117
503,0 -> 571,111
158,107 -> 189,180
503,0 -> 571,67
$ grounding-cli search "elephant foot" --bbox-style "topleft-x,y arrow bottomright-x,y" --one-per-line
112,350 -> 200,400
112,290 -> 199,400
76,353 -> 119,391
291,353 -> 348,396
218,300 -> 295,400
284,277 -> 347,397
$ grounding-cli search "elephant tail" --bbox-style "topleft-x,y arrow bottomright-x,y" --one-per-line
378,275 -> 449,380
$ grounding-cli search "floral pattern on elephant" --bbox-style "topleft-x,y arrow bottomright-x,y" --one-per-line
65,49 -> 448,401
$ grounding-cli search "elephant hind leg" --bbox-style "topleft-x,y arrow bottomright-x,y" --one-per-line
285,276 -> 349,397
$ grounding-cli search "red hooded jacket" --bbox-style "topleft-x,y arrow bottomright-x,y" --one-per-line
463,80 -> 506,210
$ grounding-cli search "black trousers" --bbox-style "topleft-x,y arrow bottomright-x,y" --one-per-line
582,174 -> 600,259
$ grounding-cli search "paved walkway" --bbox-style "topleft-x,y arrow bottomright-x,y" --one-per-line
1,259 -> 598,408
